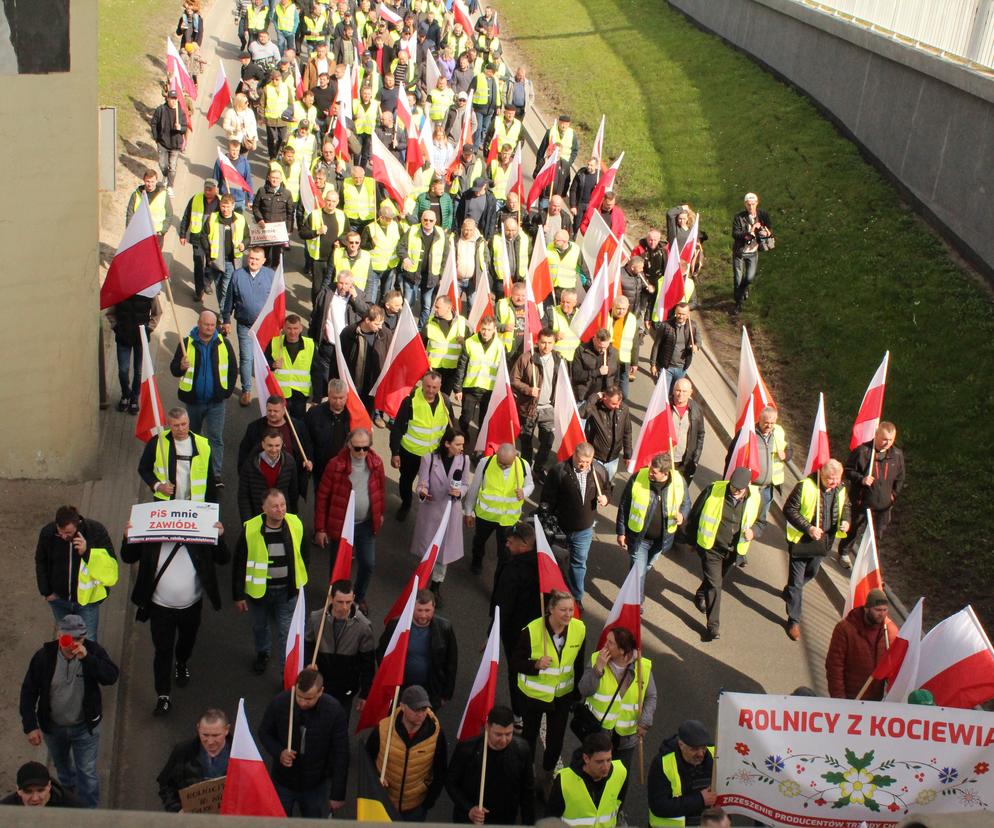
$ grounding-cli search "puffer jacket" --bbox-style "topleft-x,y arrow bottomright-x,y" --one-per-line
314,446 -> 386,539
825,607 -> 899,700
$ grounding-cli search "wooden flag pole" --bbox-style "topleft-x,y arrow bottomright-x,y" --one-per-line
636,649 -> 646,784
540,591 -> 548,657
379,685 -> 402,785
163,277 -> 185,342
283,409 -> 312,466
477,731 -> 490,814
287,686 -> 296,751
308,581 -> 335,669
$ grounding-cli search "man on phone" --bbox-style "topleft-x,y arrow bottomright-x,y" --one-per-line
731,192 -> 772,313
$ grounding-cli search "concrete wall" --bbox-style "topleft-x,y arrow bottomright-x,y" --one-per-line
668,0 -> 994,279
0,0 -> 99,478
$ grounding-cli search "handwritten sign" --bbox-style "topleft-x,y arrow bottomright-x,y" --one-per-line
127,500 -> 219,544
179,776 -> 226,814
249,220 -> 289,246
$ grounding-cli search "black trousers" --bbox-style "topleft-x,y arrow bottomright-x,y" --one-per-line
458,387 -> 491,445
520,416 -> 554,478
521,694 -> 572,772
437,366 -> 458,395
695,546 -> 737,634
838,506 -> 892,556
148,600 -> 203,696
398,447 -> 422,508
472,517 -> 512,567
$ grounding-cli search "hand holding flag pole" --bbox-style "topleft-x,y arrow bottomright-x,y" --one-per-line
379,686 -> 402,785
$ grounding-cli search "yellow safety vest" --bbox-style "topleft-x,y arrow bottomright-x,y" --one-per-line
552,306 -> 581,360
246,5 -> 268,30
333,248 -> 373,290
76,548 -> 119,606
785,477 -> 848,544
152,432 -> 211,502
425,316 -> 467,370
491,233 -> 530,285
559,762 -> 627,828
517,617 -> 586,703
493,117 -> 522,149
264,81 -> 293,122
494,297 -> 518,352
475,455 -> 526,526
462,335 -> 501,391
273,2 -> 296,32
305,208 -> 344,260
548,243 -> 581,289
271,335 -> 315,397
428,88 -> 455,122
343,178 -> 377,221
450,158 -> 485,196
132,188 -> 169,233
187,192 -> 211,235
206,212 -> 246,262
611,314 -> 638,365
291,102 -> 318,132
399,388 -> 449,456
549,123 -> 574,157
304,12 -> 327,41
242,514 -> 308,599
449,32 -> 468,58
626,469 -> 686,535
354,99 -> 380,135
488,160 -> 513,201
401,226 -> 446,276
272,159 -> 302,201
368,220 -> 401,269
389,58 -> 416,88
584,654 -> 651,737
649,747 -> 716,827
695,481 -> 761,556
472,72 -> 498,107
177,334 -> 231,394
763,423 -> 789,487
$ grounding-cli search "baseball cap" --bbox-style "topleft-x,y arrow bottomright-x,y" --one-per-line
678,720 -> 711,747
400,685 -> 431,710
17,762 -> 50,789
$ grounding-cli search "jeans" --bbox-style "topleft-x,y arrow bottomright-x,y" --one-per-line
619,365 -> 630,399
630,534 -> 676,598
665,366 -> 687,387
838,506 -> 892,556
521,695 -> 571,772
472,107 -> 494,150
457,278 -> 475,309
191,244 -> 208,294
363,271 -> 381,305
266,124 -> 288,159
236,322 -> 255,393
602,457 -> 620,483
331,519 -> 376,601
148,600 -> 203,695
158,147 -> 181,187
248,584 -> 297,665
374,267 -> 396,298
520,416 -> 554,479
471,517 -> 513,568
401,281 -> 436,329
44,723 -> 100,808
210,263 -> 235,315
185,401 -> 227,477
566,526 -> 595,601
275,30 -> 295,56
115,342 -> 141,400
274,780 -> 329,818
732,253 -> 758,305
785,551 -> 823,623
48,598 -> 101,643
457,387 -> 491,444
756,484 -> 775,530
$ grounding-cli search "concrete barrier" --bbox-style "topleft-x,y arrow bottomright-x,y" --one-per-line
667,0 -> 994,281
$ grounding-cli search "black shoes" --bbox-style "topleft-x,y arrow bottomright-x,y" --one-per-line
175,662 -> 190,687
128,399 -> 139,415
396,504 -> 410,522
703,630 -> 720,642
154,696 -> 171,716
117,397 -> 130,412
694,593 -> 707,614
253,652 -> 270,675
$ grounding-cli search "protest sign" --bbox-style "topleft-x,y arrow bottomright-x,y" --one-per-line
249,221 -> 289,246
127,500 -> 220,544
179,776 -> 226,813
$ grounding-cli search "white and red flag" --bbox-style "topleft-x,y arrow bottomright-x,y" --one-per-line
205,63 -> 232,126
652,231 -> 684,322
331,114 -> 351,165
507,144 -> 524,202
168,72 -> 194,135
134,325 -> 166,443
446,107 -> 475,180
598,564 -> 642,649
371,131 -> 414,209
916,606 -> 994,709
879,597 -> 924,703
528,225 -> 554,305
570,259 -> 613,343
283,588 -> 307,690
679,211 -> 700,267
377,2 -> 403,26
628,371 -> 677,474
850,351 -> 889,450
457,606 -> 501,741
383,501 -> 451,626
522,268 -> 543,353
438,246 -> 461,315
100,192 -> 169,309
724,396 -> 761,481
553,361 -> 585,462
166,37 -> 197,99
330,298 -> 374,431
591,114 -> 606,170
356,587 -> 417,732
299,164 -> 323,215
336,63 -> 354,120
330,490 -> 356,583
220,699 -> 286,816
474,350 -> 520,455
424,49 -> 442,93
579,151 -> 624,234
252,336 -> 286,417
735,326 -> 776,431
452,0 -> 474,36
371,302 -> 430,417
802,392 -> 831,476
249,262 -> 286,350
843,512 -> 884,615
533,516 -> 570,595
216,146 -> 252,193
580,209 -> 620,278
467,272 -> 495,332
525,148 -> 559,212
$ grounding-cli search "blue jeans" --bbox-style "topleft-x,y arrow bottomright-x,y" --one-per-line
48,598 -> 101,643
274,780 -> 329,818
785,553 -> 823,624
185,401 -> 227,477
211,263 -> 235,314
248,584 -> 297,665
115,342 -> 141,400
602,457 -> 620,483
566,526 -> 595,601
363,271 -> 381,305
275,30 -> 295,56
757,484 -> 775,530
375,267 -> 397,297
665,366 -> 687,387
619,366 -> 630,399
457,278 -> 475,310
236,322 -> 255,393
331,519 -> 376,601
732,253 -> 758,305
44,723 -> 100,808
402,281 -> 436,329
630,534 -> 676,599
472,108 -> 494,150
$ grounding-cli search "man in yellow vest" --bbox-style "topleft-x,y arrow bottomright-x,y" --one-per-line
547,732 -> 626,827
648,720 -> 717,826
138,405 -> 218,503
333,231 -> 375,299
423,295 -> 467,393
265,314 -> 314,418
687,467 -> 762,641
261,69 -> 294,160
609,295 -> 639,398
452,316 -> 501,443
361,203 -> 401,300
469,62 -> 500,150
551,288 -> 581,361
179,178 -> 220,302
233,488 -> 308,674
535,114 -> 579,201
299,187 -> 348,301
126,168 -> 172,248
353,85 -> 380,166
342,165 -> 378,233
783,459 -> 849,641
201,195 -> 247,310
397,209 -> 449,329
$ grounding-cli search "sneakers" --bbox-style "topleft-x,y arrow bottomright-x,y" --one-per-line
702,629 -> 720,642
203,283 -> 214,295
736,555 -> 748,568
174,662 -> 190,687
154,696 -> 171,716
839,553 -> 853,570
694,592 -> 707,614
128,399 -> 139,415
252,652 -> 270,675
374,415 -> 386,429
117,396 -> 130,412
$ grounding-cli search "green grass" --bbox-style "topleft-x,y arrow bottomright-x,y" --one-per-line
500,0 -> 994,619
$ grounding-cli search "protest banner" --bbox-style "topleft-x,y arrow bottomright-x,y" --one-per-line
249,221 -> 289,247
127,500 -> 220,544
179,776 -> 226,813
716,692 -> 994,827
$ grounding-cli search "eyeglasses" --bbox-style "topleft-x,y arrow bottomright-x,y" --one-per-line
350,445 -> 371,452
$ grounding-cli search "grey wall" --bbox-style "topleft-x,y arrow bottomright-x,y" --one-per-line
668,0 -> 994,278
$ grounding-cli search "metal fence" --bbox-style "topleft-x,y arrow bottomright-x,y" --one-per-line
795,0 -> 994,70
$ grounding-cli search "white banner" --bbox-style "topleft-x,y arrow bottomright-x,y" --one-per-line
716,692 -> 994,827
249,220 -> 289,246
127,500 -> 219,544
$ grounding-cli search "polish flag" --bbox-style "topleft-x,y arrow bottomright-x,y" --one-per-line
533,516 -> 570,595
679,212 -> 700,266
528,225 -> 554,305
424,49 -> 442,93
591,114 -> 606,169
486,134 -> 500,166
802,392 -> 831,476
580,209 -> 620,278
523,267 -> 543,353
850,351 -> 889,450
843,512 -> 884,615
100,192 -> 169,309
916,606 -> 994,709
494,234 -> 513,298
507,144 -> 524,202
570,259 -> 613,343
377,2 -> 403,27
735,327 -> 776,431
474,350 -> 520,454
249,263 -> 286,350
168,72 -> 194,135
879,597 -> 924,703
383,501 -> 451,626
395,85 -> 414,132
371,302 -> 430,417
336,64 -> 354,120
299,164 -> 323,215
330,490 -> 356,583
467,272 -> 495,333
446,108 -> 475,180
134,325 -> 166,443
724,396 -> 761,481
331,114 -> 351,165
216,147 -> 253,193
438,246 -> 461,315
457,606 -> 501,741
330,297 -> 374,431
371,131 -> 414,209
452,0 -> 474,36
205,63 -> 232,126
652,231 -> 684,322
525,148 -> 559,211
283,588 -> 307,690
579,151 -> 624,235
220,699 -> 286,816
166,38 -> 197,99
628,371 -> 678,474
252,336 -> 286,417
553,362 -> 585,462
598,564 -> 642,649
356,587 -> 417,732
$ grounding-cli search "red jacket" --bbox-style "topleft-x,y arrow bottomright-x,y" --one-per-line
825,607 -> 899,700
314,446 -> 386,539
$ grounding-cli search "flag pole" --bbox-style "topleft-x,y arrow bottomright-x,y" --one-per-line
163,277 -> 185,342
283,407 -> 312,466
379,685 -> 402,784
636,649 -> 645,784
308,581 -> 335,669
477,731 -> 490,814
287,686 -> 296,751
540,590 -> 548,657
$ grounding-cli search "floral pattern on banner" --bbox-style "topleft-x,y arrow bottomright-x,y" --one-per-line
726,745 -> 991,817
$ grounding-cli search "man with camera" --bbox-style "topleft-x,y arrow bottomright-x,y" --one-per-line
731,192 -> 773,313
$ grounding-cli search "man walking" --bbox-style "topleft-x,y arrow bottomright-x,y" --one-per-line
465,443 -> 534,574
156,709 -> 231,811
670,377 -> 706,484
222,246 -> 276,407
731,192 -> 773,312
510,327 -> 561,483
583,386 -> 632,483
179,178 -> 220,302
138,406 -> 219,502
151,89 -> 188,196
201,194 -> 247,310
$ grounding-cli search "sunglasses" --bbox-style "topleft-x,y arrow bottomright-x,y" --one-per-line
351,445 -> 371,452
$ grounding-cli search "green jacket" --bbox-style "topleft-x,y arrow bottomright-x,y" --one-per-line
410,192 -> 455,231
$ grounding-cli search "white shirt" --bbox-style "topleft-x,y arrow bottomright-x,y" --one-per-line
173,437 -> 193,500
152,543 -> 202,609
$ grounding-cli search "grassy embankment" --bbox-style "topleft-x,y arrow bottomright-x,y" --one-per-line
499,0 -> 994,622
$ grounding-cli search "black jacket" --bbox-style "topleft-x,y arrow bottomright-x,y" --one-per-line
304,405 -> 352,486
548,751 -> 625,821
122,538 -> 230,611
647,734 -> 713,824
455,190 -> 498,239
671,397 -> 706,480
310,288 -> 370,345
151,101 -> 189,150
732,208 -> 772,254
35,517 -> 115,603
232,519 -> 307,601
568,167 -> 598,210
490,550 -> 544,645
157,736 -> 232,811
0,780 -> 82,808
238,452 -> 300,522
305,606 -> 376,702
446,734 -> 535,824
540,459 -> 609,534
20,640 -> 119,734
253,183 -> 295,229
259,691 -> 350,798
378,617 -> 458,708
339,322 -> 391,397
651,319 -> 701,372
138,431 -> 219,502
109,295 -> 158,347
571,342 -> 620,401
784,477 -> 851,558
169,332 -> 238,404
237,415 -> 312,484
844,441 -> 905,511
582,394 -> 633,463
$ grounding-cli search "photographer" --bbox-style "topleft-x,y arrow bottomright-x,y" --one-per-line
731,192 -> 773,313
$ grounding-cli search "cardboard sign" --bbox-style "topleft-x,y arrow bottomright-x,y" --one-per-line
249,220 -> 289,246
178,776 -> 226,814
127,500 -> 219,544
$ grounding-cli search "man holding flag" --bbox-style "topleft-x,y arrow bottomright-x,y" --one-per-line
221,247 -> 276,407
106,293 -> 162,415
825,588 -> 898,700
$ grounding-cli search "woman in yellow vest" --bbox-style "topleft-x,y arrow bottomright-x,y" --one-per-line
511,589 -> 586,790
547,731 -> 627,827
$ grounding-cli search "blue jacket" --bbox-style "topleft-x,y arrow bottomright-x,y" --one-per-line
223,265 -> 276,325
213,155 -> 254,210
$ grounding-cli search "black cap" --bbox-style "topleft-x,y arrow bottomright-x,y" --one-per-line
17,762 -> 50,789
239,50 -> 251,59
472,176 -> 487,190
678,720 -> 711,747
729,467 -> 752,489
462,143 -> 475,154
558,114 -> 571,122
166,89 -> 178,99
400,685 -> 431,710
